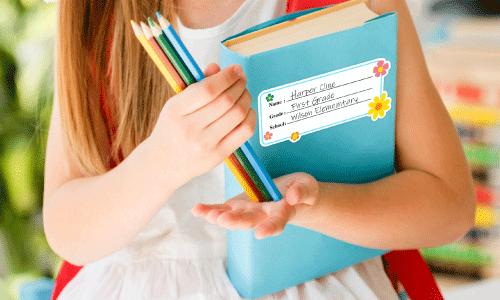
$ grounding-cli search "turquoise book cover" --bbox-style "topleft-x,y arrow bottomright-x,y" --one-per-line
220,5 -> 398,299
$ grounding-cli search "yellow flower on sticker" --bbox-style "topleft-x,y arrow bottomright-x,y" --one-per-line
368,92 -> 391,121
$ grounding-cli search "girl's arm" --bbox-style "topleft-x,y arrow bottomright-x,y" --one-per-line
44,39 -> 252,265
43,90 -> 179,266
313,0 -> 476,249
288,0 -> 476,249
194,0 -> 476,250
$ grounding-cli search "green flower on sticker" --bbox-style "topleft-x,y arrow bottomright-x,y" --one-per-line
266,94 -> 274,102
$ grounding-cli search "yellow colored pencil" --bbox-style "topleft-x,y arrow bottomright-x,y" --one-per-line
224,158 -> 260,202
130,20 -> 182,94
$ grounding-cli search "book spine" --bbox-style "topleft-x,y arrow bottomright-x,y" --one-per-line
220,46 -> 259,298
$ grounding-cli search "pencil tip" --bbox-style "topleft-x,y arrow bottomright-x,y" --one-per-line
149,19 -> 162,36
156,12 -> 170,28
130,21 -> 143,36
140,22 -> 152,38
148,17 -> 155,27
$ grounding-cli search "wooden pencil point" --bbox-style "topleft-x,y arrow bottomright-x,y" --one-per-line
140,22 -> 153,40
156,12 -> 170,29
150,20 -> 162,37
148,17 -> 161,34
148,17 -> 155,27
130,21 -> 143,37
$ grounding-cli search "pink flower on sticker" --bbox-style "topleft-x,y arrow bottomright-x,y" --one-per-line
373,60 -> 390,77
264,131 -> 273,140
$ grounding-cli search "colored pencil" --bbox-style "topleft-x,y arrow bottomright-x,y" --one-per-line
130,21 -> 182,94
140,22 -> 186,91
148,18 -> 196,86
134,16 -> 281,202
136,20 -> 259,201
156,12 -> 204,82
155,14 -> 282,202
234,148 -> 272,202
240,143 -> 282,202
225,158 -> 260,202
228,152 -> 265,202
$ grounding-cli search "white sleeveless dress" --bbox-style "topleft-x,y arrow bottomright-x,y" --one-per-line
57,0 -> 401,299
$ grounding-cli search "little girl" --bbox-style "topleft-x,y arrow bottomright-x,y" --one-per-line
43,0 -> 476,299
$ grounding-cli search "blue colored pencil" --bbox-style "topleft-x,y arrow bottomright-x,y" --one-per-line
239,143 -> 282,202
156,12 -> 204,82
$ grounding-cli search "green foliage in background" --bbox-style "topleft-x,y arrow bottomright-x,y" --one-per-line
0,0 -> 59,282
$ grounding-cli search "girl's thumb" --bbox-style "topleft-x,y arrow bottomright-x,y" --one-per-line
285,174 -> 318,206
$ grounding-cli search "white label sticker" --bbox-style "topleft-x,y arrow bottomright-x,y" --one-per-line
258,58 -> 392,147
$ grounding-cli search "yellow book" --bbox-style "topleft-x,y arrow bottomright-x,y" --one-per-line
475,204 -> 497,228
448,104 -> 500,127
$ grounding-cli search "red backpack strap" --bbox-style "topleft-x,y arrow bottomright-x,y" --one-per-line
384,250 -> 444,300
50,262 -> 83,300
286,0 -> 352,13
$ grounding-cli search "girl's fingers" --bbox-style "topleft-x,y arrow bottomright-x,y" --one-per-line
217,208 -> 267,231
215,108 -> 256,160
191,203 -> 231,217
206,209 -> 230,224
187,77 -> 248,133
195,199 -> 292,239
174,64 -> 245,115
203,88 -> 252,143
204,63 -> 220,77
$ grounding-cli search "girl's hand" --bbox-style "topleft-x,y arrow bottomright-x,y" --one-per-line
191,172 -> 320,239
147,63 -> 256,188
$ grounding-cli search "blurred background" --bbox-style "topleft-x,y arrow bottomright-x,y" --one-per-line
0,0 -> 58,299
0,0 -> 499,299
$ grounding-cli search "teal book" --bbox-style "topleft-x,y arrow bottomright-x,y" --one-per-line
220,1 -> 398,298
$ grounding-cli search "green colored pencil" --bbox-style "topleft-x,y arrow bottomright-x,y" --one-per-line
234,148 -> 273,202
148,18 -> 195,85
